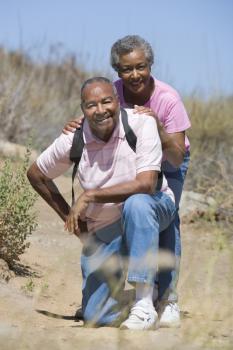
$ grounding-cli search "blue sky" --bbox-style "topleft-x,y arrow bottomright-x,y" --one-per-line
1,0 -> 232,96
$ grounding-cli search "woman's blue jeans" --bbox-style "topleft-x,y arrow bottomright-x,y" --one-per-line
158,151 -> 190,302
81,192 -> 176,326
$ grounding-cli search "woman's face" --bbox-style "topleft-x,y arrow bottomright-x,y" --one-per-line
117,49 -> 151,95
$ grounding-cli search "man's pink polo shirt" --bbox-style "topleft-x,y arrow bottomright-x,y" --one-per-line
37,109 -> 174,233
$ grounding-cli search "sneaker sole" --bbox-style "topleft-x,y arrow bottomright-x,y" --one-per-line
120,319 -> 160,331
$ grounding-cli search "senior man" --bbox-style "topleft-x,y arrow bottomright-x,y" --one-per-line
27,77 -> 176,330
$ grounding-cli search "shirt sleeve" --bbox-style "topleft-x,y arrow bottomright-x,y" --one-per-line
135,116 -> 162,173
163,98 -> 191,134
36,133 -> 74,179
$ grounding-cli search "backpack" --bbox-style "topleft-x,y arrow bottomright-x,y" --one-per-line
69,108 -> 163,205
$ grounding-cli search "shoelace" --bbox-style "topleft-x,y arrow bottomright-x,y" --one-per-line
160,302 -> 178,315
128,306 -> 152,321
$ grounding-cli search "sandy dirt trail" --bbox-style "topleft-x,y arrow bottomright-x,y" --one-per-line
0,176 -> 232,350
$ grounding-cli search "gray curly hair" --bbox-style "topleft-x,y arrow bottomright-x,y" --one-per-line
110,35 -> 154,72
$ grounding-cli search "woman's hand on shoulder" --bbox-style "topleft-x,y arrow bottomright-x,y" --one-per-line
62,115 -> 84,134
133,105 -> 164,132
133,105 -> 156,118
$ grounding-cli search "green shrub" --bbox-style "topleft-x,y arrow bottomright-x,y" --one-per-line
0,149 -> 38,267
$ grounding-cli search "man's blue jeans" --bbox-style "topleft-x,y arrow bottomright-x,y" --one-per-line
158,151 -> 190,302
81,192 -> 176,326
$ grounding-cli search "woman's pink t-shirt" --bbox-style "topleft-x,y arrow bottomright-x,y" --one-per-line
114,77 -> 191,151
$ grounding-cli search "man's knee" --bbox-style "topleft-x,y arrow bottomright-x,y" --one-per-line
123,193 -> 152,217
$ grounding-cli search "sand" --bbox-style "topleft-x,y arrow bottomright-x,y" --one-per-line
1,176 -> 232,350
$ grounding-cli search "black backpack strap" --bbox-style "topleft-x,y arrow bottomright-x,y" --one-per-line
121,107 -> 163,192
121,108 -> 137,152
70,124 -> 85,205
156,171 -> 163,192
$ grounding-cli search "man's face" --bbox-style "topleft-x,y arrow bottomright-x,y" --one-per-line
117,49 -> 151,95
81,82 -> 120,142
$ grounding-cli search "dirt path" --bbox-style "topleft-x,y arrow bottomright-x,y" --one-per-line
0,176 -> 232,350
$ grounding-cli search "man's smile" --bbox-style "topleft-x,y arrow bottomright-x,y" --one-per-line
95,114 -> 111,124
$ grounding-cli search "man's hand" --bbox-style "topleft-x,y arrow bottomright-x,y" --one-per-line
62,115 -> 84,134
64,191 -> 91,235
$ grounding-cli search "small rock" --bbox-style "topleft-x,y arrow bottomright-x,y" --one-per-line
180,190 -> 216,217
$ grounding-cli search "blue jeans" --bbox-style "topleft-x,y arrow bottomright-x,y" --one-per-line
158,151 -> 190,302
81,192 -> 176,326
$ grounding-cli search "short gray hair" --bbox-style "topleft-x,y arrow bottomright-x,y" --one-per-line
110,35 -> 154,72
81,76 -> 118,101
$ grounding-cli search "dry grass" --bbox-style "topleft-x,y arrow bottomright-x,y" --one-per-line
0,46 -> 90,150
184,95 -> 233,231
185,95 -> 233,185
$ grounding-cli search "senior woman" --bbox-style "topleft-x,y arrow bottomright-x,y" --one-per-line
63,35 -> 191,328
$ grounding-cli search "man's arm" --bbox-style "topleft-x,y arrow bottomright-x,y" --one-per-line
66,170 -> 158,233
27,162 -> 70,222
86,170 -> 157,203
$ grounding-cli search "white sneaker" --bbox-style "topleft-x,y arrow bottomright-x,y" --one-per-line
120,300 -> 158,330
159,302 -> 181,328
